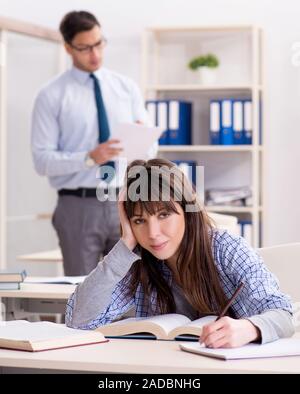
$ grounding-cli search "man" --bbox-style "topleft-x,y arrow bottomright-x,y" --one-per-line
31,11 -> 151,275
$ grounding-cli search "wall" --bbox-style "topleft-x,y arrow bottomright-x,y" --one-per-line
0,0 -> 299,246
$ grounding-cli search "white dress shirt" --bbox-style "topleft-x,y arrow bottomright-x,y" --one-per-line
31,66 -> 153,189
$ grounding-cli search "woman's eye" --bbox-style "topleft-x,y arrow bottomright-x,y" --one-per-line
159,212 -> 170,219
134,218 -> 144,225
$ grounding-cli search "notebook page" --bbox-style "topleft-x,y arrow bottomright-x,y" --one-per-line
139,314 -> 191,334
180,338 -> 300,360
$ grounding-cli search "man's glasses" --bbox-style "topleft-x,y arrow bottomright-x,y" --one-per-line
69,37 -> 107,54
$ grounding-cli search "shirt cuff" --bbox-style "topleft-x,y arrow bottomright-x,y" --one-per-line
246,309 -> 295,344
76,151 -> 89,171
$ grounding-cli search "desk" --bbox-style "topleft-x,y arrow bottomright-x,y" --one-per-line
0,282 -> 75,320
1,334 -> 300,374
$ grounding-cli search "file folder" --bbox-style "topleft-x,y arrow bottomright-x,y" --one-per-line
168,100 -> 192,145
172,160 -> 197,186
146,100 -> 192,145
221,99 -> 234,145
146,100 -> 168,145
157,101 -> 169,145
243,100 -> 252,145
233,100 -> 244,144
209,100 -> 221,145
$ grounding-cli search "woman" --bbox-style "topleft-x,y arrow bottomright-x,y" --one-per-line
66,159 -> 294,348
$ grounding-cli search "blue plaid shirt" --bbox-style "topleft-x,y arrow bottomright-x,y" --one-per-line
65,230 -> 292,329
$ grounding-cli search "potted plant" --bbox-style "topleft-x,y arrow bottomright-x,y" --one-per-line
188,53 -> 219,85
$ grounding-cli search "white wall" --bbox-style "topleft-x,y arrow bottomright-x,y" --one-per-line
0,0 -> 300,246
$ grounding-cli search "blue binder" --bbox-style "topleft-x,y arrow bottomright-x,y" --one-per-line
209,100 -> 221,145
168,100 -> 192,145
146,100 -> 169,145
233,100 -> 244,145
172,160 -> 197,186
221,99 -> 234,145
243,99 -> 252,145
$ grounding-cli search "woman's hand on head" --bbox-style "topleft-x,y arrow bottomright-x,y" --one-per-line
118,187 -> 137,251
199,316 -> 260,349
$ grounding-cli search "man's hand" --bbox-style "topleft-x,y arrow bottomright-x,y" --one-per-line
89,139 -> 123,165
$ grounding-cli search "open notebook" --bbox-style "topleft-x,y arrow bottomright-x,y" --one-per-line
179,338 -> 300,360
99,313 -> 216,340
0,320 -> 107,352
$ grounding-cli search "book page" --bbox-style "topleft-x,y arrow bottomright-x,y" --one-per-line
98,314 -> 191,339
0,320 -> 93,341
169,315 -> 216,339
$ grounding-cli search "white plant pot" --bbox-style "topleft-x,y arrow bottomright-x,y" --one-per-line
198,67 -> 217,85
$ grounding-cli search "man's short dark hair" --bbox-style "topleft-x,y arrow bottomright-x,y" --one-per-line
59,11 -> 100,43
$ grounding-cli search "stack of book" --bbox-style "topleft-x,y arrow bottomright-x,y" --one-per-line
0,269 -> 27,290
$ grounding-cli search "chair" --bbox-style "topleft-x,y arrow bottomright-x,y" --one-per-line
258,243 -> 300,331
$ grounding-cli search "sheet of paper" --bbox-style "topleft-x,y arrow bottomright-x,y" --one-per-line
112,122 -> 163,163
180,338 -> 300,360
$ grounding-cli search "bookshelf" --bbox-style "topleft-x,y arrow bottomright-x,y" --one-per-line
142,26 -> 264,247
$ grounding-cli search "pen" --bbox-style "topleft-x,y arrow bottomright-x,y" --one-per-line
215,282 -> 245,321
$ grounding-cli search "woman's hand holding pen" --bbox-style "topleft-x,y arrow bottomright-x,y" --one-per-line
118,188 -> 137,251
199,317 -> 260,348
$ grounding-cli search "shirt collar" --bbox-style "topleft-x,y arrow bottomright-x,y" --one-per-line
70,65 -> 105,84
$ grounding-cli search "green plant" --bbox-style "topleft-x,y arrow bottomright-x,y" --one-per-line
188,53 -> 219,70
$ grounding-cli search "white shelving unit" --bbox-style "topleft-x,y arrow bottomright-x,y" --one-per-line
142,25 -> 264,247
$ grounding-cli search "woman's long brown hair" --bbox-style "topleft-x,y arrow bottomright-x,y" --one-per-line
123,158 -> 229,317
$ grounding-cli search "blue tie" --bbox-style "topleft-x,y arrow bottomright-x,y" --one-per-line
90,74 -> 114,181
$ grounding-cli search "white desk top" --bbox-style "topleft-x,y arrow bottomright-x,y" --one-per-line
18,249 -> 62,262
0,282 -> 75,299
1,335 -> 300,374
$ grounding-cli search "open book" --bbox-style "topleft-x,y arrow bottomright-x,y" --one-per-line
179,338 -> 300,360
0,320 -> 107,352
98,313 -> 216,340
